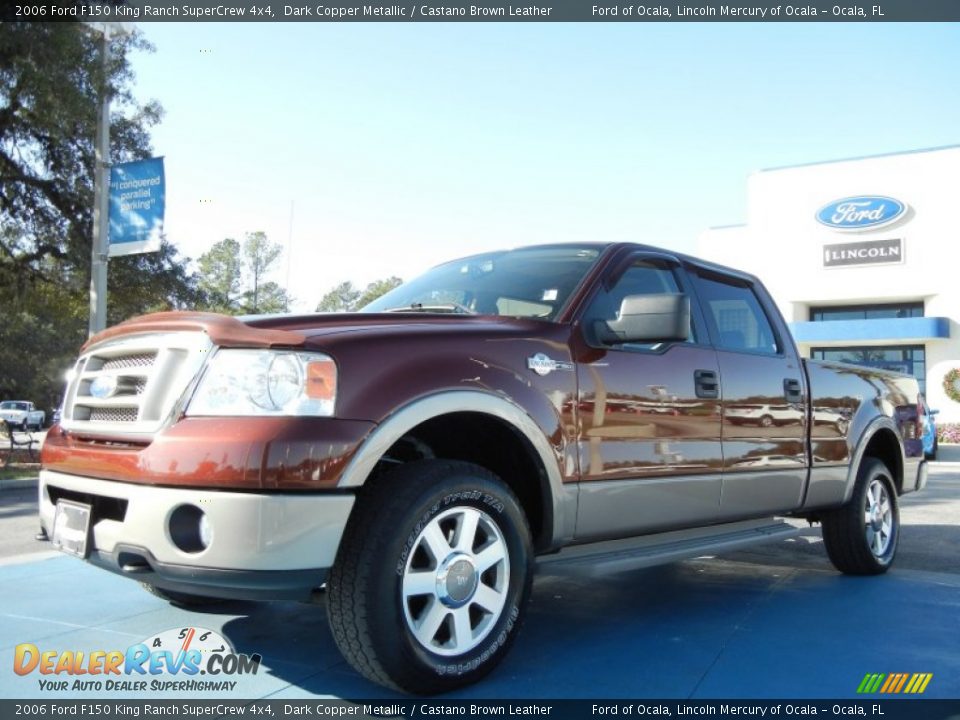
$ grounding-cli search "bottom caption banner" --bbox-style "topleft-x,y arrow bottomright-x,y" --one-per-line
6,700 -> 960,720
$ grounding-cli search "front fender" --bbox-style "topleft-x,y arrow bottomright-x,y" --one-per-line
336,390 -> 576,548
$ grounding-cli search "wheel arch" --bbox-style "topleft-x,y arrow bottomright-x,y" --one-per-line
844,417 -> 905,501
337,391 -> 574,551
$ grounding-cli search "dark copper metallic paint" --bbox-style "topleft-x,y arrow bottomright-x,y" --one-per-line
573,343 -> 724,480
49,242 -> 923,513
42,417 -> 373,490
84,311 -> 306,352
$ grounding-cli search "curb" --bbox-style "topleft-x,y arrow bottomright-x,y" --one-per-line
0,476 -> 38,491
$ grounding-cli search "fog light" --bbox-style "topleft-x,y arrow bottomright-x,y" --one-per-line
199,513 -> 214,549
169,505 -> 208,554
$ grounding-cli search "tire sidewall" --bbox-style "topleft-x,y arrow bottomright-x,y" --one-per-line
368,471 -> 532,689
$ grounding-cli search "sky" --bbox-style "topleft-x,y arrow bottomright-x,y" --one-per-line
128,22 -> 960,312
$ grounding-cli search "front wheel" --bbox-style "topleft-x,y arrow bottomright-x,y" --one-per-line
821,458 -> 899,575
326,460 -> 533,694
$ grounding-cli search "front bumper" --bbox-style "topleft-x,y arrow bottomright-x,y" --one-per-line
39,470 -> 355,601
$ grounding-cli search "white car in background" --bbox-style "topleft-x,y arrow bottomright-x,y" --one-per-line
726,403 -> 798,428
0,401 -> 46,431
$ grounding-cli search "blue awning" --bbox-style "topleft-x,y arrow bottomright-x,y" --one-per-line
790,317 -> 950,343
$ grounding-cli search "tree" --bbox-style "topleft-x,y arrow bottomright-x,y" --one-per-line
246,281 -> 291,315
0,23 -> 199,410
316,282 -> 361,312
356,276 -> 402,308
315,277 -> 403,313
197,238 -> 242,313
0,23 -> 163,279
242,231 -> 286,314
0,267 -> 87,411
195,231 -> 291,315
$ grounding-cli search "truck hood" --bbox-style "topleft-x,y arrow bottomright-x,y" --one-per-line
83,310 -> 552,352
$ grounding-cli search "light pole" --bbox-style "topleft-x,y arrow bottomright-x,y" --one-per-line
86,22 -> 133,337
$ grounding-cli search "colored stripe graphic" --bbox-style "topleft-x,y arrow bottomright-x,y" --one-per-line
857,674 -> 885,694
857,673 -> 932,694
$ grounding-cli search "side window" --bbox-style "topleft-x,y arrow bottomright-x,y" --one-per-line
585,259 -> 696,346
693,274 -> 780,354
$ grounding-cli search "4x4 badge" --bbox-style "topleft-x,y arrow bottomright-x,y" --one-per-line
527,353 -> 574,377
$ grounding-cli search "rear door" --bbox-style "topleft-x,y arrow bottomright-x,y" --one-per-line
688,271 -> 808,517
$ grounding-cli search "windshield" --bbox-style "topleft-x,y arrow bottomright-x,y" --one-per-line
0,401 -> 27,410
361,245 -> 603,321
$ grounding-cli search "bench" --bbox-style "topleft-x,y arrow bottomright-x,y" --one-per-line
0,419 -> 37,465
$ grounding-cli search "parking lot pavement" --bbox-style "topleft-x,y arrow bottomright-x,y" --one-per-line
2,457 -> 959,700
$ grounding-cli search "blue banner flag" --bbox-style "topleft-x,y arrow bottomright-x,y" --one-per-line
108,157 -> 165,256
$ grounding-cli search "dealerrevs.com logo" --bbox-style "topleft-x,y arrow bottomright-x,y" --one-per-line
13,626 -> 261,693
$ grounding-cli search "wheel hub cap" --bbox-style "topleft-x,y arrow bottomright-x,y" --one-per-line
401,505 -> 510,656
437,554 -> 478,607
864,478 -> 893,557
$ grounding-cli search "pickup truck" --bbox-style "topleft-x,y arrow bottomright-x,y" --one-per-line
39,243 -> 926,694
1,400 -> 45,431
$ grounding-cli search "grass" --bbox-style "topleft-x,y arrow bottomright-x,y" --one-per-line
0,462 -> 39,481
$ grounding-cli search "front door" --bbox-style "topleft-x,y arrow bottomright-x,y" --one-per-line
573,254 -> 724,541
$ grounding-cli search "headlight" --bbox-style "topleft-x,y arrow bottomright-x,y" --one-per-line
186,350 -> 337,417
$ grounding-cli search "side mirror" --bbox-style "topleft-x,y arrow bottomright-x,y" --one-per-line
594,293 -> 690,345
930,409 -> 940,416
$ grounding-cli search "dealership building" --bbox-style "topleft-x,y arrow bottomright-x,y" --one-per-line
698,144 -> 960,422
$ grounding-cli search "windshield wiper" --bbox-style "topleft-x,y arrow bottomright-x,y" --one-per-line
383,303 -> 477,315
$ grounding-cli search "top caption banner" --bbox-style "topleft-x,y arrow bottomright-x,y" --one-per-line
8,0 -> 960,21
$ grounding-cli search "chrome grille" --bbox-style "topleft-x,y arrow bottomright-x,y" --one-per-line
101,353 -> 157,371
61,332 -> 212,440
89,408 -> 139,423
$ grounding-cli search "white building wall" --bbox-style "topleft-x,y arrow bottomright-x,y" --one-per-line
698,145 -> 960,422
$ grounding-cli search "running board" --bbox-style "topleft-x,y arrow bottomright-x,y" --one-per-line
537,519 -> 800,577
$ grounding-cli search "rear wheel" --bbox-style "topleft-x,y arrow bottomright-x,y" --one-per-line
822,458 -> 899,575
326,459 -> 533,694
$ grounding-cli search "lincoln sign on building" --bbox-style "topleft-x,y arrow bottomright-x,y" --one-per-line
822,238 -> 904,268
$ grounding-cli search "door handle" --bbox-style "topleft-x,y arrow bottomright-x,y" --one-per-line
784,378 -> 803,404
694,369 -> 719,399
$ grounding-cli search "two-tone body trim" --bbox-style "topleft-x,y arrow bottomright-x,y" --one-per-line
336,390 -> 576,549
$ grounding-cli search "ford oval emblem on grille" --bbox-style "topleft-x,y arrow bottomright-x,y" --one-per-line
90,375 -> 119,399
815,196 -> 906,231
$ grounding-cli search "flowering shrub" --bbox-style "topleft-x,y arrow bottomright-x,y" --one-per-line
937,423 -> 960,444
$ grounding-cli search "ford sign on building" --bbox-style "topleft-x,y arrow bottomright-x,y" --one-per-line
698,145 -> 959,423
815,196 -> 906,231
